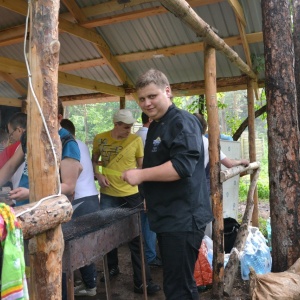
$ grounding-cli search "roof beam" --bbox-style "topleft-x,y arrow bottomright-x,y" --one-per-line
0,97 -> 23,107
227,0 -> 260,98
81,0 -> 223,28
0,71 -> 27,96
60,0 -> 132,86
59,58 -> 106,72
115,32 -> 263,63
82,0 -> 152,17
81,0 -> 222,18
4,76 -> 265,106
0,0 -> 130,85
0,25 -> 26,47
0,56 -> 125,96
58,72 -> 125,96
160,0 -> 257,79
0,32 -> 263,76
227,0 -> 246,27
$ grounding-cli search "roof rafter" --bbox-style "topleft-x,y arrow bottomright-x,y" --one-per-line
0,0 -> 130,85
80,0 -> 223,28
0,75 -> 265,107
0,56 -> 125,96
0,71 -> 27,96
160,0 -> 257,79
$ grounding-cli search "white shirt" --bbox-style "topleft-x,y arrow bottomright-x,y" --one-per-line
74,139 -> 98,199
136,126 -> 148,146
202,136 -> 226,168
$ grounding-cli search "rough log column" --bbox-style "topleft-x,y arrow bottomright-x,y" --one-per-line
27,0 -> 62,299
204,42 -> 224,299
247,78 -> 258,227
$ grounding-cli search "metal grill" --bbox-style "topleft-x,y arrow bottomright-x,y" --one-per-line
62,207 -> 142,241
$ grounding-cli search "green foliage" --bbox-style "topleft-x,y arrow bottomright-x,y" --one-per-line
65,101 -> 141,150
225,115 -> 242,136
251,54 -> 265,74
259,217 -> 267,238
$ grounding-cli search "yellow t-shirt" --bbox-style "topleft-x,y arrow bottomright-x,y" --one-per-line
92,131 -> 144,197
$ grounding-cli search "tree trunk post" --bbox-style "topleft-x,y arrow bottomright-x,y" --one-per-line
204,42 -> 224,299
120,96 -> 125,109
293,0 -> 300,132
224,165 -> 261,296
27,0 -> 62,298
262,0 -> 300,271
247,78 -> 258,227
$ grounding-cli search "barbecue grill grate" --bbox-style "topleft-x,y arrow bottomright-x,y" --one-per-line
62,207 -> 142,241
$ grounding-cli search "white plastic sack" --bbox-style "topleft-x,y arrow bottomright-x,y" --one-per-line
240,227 -> 272,280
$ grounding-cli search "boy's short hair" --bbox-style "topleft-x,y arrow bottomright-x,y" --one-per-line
135,69 -> 170,91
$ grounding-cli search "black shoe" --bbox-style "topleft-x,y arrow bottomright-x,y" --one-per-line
148,256 -> 163,267
134,281 -> 161,295
100,266 -> 120,282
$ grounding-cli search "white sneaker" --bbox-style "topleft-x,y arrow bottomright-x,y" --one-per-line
74,283 -> 96,297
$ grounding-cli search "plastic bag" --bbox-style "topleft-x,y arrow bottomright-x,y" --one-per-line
240,227 -> 272,280
194,236 -> 213,287
250,258 -> 300,299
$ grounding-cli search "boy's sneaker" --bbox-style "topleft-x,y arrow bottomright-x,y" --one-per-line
74,283 -> 96,297
134,281 -> 161,295
100,266 -> 120,282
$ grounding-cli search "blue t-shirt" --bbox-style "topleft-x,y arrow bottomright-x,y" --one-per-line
59,128 -> 80,161
15,129 -> 80,206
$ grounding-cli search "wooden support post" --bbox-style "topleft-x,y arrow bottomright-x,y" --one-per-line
247,78 -> 259,227
120,96 -> 125,109
27,0 -> 62,298
204,42 -> 224,299
224,165 -> 261,296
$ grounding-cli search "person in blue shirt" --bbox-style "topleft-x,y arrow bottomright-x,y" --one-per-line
0,100 -> 82,203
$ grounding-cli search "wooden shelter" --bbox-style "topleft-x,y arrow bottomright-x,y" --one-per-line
0,0 -> 264,299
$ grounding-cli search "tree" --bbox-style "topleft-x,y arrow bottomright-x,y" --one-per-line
293,0 -> 300,131
262,0 -> 300,271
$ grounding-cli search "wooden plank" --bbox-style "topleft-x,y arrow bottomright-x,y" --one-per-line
58,72 -> 125,96
204,42 -> 224,298
0,56 -> 126,96
227,0 -> 246,27
0,97 -> 23,107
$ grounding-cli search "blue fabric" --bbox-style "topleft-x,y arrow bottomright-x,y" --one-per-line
205,133 -> 233,141
15,160 -> 29,207
141,211 -> 157,263
58,128 -> 80,161
15,129 -> 80,207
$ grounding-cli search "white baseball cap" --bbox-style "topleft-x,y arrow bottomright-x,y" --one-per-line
113,109 -> 136,124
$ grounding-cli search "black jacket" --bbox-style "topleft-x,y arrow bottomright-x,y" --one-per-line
143,104 -> 213,233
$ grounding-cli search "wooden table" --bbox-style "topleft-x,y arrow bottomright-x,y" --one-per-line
62,209 -> 147,300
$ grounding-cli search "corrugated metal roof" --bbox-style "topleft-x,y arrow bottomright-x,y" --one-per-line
0,0 -> 264,101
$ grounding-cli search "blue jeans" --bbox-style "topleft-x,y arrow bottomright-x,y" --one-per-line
140,211 -> 157,263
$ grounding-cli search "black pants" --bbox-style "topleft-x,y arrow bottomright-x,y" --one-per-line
100,193 -> 152,286
157,226 -> 205,300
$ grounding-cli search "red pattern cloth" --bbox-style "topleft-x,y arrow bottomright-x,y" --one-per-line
0,141 -> 20,169
194,240 -> 213,287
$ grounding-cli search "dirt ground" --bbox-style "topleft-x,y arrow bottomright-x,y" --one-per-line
75,202 -> 270,300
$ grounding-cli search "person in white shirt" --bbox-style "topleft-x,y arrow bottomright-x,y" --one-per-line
60,119 -> 100,297
193,113 -> 249,237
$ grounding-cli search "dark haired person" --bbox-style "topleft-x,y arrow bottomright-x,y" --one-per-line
60,118 -> 99,297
